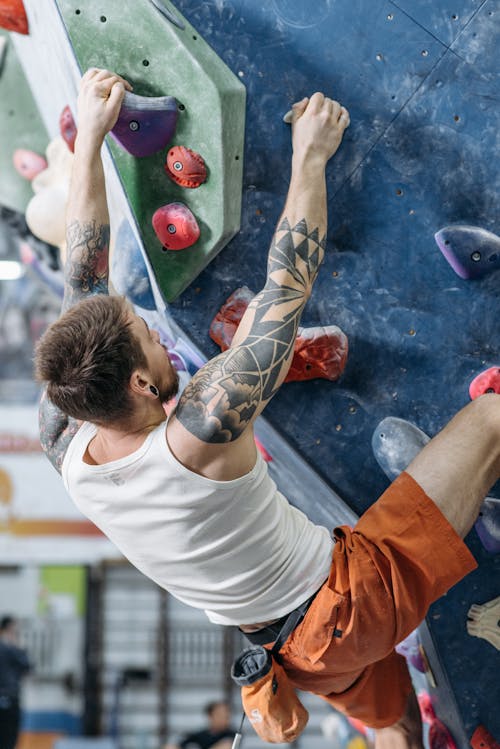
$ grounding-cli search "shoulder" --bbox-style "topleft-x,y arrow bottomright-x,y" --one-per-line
38,389 -> 82,474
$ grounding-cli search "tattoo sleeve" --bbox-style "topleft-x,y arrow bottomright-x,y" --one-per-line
38,390 -> 81,474
176,217 -> 326,443
38,219 -> 109,469
62,219 -> 110,312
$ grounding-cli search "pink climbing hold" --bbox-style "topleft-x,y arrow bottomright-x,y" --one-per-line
152,202 -> 200,251
12,149 -> 47,180
59,105 -> 77,152
469,366 -> 500,399
254,436 -> 272,462
418,692 -> 457,749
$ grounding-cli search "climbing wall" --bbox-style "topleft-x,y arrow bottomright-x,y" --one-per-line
4,0 -> 498,744
164,0 -> 500,742
0,30 -> 48,213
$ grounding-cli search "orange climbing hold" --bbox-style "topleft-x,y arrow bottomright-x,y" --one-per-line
0,0 -> 29,34
165,145 -> 207,188
471,725 -> 500,749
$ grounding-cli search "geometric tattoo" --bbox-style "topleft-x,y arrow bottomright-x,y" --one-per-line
176,217 -> 326,443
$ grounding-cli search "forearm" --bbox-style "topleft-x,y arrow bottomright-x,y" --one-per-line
63,135 -> 110,311
232,156 -> 327,349
267,153 -> 327,292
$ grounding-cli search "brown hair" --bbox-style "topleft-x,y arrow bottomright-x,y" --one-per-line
35,295 -> 147,424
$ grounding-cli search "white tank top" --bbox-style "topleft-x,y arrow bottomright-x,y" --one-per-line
62,420 -> 333,625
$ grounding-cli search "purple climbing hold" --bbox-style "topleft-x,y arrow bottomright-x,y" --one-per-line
475,497 -> 500,554
434,225 -> 500,280
110,91 -> 178,158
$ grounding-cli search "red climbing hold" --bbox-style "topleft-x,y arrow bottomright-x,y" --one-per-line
469,366 -> 500,399
210,287 -> 348,382
418,692 -> 457,749
287,325 -> 348,382
0,0 -> 29,34
152,202 -> 200,251
59,106 -> 77,153
165,145 -> 207,188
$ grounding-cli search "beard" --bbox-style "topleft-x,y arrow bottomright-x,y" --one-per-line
159,363 -> 180,404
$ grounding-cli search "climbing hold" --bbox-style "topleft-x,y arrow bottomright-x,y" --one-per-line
152,202 -> 200,250
469,366 -> 500,398
474,496 -> 500,554
372,417 -> 500,554
111,91 -> 178,158
395,629 -> 426,673
254,436 -> 272,463
209,287 -> 348,382
209,286 -> 254,347
59,105 -> 77,152
111,221 -> 156,309
0,0 -> 29,34
471,725 -> 500,749
165,145 -> 207,188
417,692 -> 457,749
434,225 -> 500,279
288,325 -> 348,382
371,417 -> 430,481
466,596 -> 500,650
12,149 -> 47,180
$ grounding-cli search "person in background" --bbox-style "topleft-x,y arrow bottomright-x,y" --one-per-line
164,701 -> 234,749
0,616 -> 31,749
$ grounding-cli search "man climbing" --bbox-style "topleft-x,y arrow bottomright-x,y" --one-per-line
36,68 -> 496,748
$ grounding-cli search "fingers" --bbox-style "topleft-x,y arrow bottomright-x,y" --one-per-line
291,96 -> 309,124
108,80 -> 126,109
284,94 -> 350,131
81,67 -> 133,92
308,91 -> 325,112
339,106 -> 350,129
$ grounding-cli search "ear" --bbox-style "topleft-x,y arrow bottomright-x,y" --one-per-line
129,369 -> 154,398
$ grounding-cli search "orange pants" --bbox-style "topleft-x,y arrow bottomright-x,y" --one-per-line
279,471 -> 477,728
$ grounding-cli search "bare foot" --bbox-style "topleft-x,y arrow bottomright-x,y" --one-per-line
374,690 -> 424,749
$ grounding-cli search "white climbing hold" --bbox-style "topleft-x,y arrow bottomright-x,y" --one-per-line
466,596 -> 500,650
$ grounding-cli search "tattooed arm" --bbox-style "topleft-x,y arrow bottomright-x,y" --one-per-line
39,69 -> 131,472
173,94 -> 350,454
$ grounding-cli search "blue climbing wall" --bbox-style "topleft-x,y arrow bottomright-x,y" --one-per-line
165,0 -> 499,741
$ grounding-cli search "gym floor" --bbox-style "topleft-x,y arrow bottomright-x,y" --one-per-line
167,0 -> 500,740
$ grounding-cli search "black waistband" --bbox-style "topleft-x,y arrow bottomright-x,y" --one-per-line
240,591 -> 317,647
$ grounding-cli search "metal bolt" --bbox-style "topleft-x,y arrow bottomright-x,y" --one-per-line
167,224 -> 176,234
129,121 -> 139,131
173,161 -> 183,171
471,251 -> 481,262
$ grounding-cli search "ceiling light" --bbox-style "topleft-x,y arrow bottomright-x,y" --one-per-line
0,261 -> 25,280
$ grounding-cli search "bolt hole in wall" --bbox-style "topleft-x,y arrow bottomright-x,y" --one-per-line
100,15 -> 106,23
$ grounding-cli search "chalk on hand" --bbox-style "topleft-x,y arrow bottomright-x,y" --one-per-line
283,109 -> 293,124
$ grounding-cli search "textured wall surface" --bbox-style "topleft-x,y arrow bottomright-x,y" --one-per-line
164,0 -> 499,738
